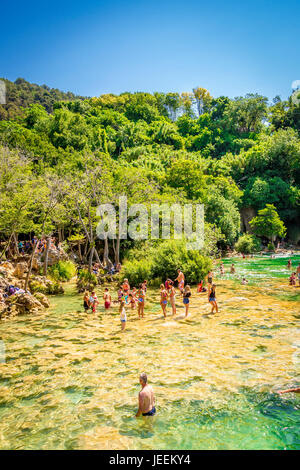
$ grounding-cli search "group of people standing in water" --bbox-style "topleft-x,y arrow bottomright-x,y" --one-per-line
82,268 -> 219,330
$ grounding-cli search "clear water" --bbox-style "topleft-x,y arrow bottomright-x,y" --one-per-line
0,255 -> 299,449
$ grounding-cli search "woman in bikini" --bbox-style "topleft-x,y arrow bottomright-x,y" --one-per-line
208,283 -> 218,314
168,281 -> 176,316
160,284 -> 169,318
137,284 -> 145,318
183,285 -> 191,317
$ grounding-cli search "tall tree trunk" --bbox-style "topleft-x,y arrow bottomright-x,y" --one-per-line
78,242 -> 82,262
88,245 -> 95,272
115,235 -> 120,265
13,233 -> 19,256
94,246 -> 104,269
58,227 -> 62,243
103,237 -> 113,269
0,232 -> 14,261
25,240 -> 38,291
43,237 -> 51,276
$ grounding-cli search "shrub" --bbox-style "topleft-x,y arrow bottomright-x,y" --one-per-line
121,258 -> 152,286
29,279 -> 64,295
267,242 -> 275,252
122,240 -> 212,285
76,269 -> 97,292
49,260 -> 76,282
235,234 -> 260,254
151,240 -> 212,284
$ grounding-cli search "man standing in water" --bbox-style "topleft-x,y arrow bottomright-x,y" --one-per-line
136,373 -> 156,417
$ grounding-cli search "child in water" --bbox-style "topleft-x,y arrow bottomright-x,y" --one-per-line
103,287 -> 111,309
183,285 -> 191,317
128,293 -> 136,309
120,300 -> 126,331
89,291 -> 99,313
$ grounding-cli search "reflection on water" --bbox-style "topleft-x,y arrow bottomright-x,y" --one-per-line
0,256 -> 299,449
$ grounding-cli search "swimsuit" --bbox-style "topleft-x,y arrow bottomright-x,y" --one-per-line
104,300 -> 111,309
120,308 -> 126,322
83,300 -> 89,310
142,406 -> 156,416
183,297 -> 190,305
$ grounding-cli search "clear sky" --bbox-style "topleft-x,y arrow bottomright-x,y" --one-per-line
1,0 -> 299,100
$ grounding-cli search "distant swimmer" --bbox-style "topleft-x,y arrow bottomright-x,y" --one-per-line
230,263 -> 235,274
287,259 -> 292,269
278,387 -> 300,394
175,269 -> 185,293
206,270 -> 213,286
136,373 -> 156,417
297,263 -> 300,286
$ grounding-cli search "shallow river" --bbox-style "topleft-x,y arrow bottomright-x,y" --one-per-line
0,255 -> 299,449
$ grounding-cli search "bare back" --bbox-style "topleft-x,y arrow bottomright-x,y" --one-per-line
139,384 -> 155,414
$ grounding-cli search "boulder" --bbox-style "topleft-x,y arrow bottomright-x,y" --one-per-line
33,292 -> 50,308
7,292 -> 43,315
14,261 -> 28,279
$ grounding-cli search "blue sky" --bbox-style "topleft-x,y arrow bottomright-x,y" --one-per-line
1,0 -> 299,100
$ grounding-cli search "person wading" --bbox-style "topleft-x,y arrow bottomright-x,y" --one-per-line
136,373 -> 156,417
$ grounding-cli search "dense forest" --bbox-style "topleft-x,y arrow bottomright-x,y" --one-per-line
0,77 -> 299,282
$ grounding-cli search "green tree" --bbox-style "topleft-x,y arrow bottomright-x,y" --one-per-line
249,204 -> 286,242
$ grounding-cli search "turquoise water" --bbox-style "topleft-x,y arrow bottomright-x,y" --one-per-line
0,255 -> 299,449
222,254 -> 300,281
